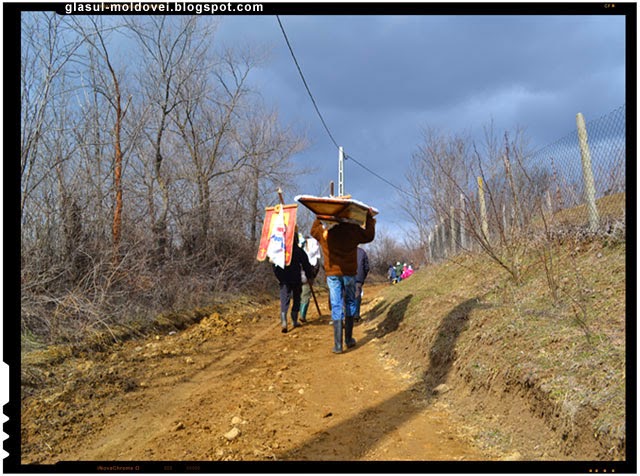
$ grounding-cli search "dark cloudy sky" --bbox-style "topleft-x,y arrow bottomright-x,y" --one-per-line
214,4 -> 628,236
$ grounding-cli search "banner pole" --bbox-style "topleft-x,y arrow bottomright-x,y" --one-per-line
309,282 -> 322,316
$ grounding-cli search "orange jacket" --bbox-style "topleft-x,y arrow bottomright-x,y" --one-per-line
310,215 -> 375,277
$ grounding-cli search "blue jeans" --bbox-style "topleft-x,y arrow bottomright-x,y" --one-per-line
355,281 -> 364,318
327,275 -> 356,322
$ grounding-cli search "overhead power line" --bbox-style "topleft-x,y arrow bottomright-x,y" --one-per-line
276,15 -> 339,150
275,15 -> 418,201
345,153 -> 417,200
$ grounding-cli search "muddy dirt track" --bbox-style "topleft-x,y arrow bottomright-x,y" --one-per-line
17,235 -> 630,473
22,283 -> 525,467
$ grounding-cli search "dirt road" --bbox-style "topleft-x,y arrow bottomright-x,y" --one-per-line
22,284 -> 501,465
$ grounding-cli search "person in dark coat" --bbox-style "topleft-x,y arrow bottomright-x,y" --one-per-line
354,246 -> 369,322
388,264 -> 396,284
272,232 -> 316,333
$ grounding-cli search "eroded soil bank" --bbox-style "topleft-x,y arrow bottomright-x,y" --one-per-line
19,243 -> 627,470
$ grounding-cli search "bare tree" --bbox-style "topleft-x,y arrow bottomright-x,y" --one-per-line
231,105 -> 308,244
125,16 -> 217,264
21,13 -> 83,225
402,146 -> 433,261
20,14 -> 317,344
366,229 -> 406,276
21,13 -> 92,295
71,16 -> 131,253
407,118 -> 557,285
173,46 -> 255,255
404,127 -> 472,262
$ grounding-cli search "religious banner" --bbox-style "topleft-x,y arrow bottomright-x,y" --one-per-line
266,206 -> 286,269
256,204 -> 298,267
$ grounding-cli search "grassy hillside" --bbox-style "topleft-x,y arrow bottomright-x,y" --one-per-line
19,220 -> 627,462
369,236 -> 626,460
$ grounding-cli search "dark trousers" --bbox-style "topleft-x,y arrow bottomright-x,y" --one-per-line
279,283 -> 302,314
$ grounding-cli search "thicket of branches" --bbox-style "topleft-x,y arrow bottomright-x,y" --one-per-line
403,118 -> 625,289
20,14 -> 309,346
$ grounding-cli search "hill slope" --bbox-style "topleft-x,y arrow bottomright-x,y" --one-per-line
18,238 -> 626,467
373,237 -> 626,460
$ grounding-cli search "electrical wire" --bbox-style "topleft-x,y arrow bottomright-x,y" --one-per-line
276,15 -> 340,150
345,153 -> 417,199
276,15 -> 419,201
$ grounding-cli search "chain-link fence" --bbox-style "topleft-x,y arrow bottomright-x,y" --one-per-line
529,104 -> 626,231
428,104 -> 626,262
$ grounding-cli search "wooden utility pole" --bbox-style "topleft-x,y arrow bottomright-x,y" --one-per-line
545,190 -> 553,218
450,205 -> 456,255
576,112 -> 600,232
440,217 -> 447,258
478,176 -> 489,242
459,194 -> 466,249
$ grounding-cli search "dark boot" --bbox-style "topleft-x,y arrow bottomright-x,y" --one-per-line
299,302 -> 309,323
332,320 -> 343,354
280,312 -> 288,333
344,316 -> 356,349
291,311 -> 301,328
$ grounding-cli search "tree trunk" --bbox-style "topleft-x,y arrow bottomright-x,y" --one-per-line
154,147 -> 170,266
112,85 -> 123,251
250,166 -> 260,245
199,176 -> 211,255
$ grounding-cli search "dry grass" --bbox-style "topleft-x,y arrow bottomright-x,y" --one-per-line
374,234 -> 626,460
553,192 -> 625,227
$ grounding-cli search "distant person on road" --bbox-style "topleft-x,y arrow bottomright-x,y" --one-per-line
311,211 -> 376,354
401,264 -> 414,280
388,264 -> 397,284
354,246 -> 370,323
272,231 -> 316,334
298,233 -> 321,323
394,261 -> 403,283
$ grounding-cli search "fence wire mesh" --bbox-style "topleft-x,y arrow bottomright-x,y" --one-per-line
427,104 -> 627,263
529,104 -> 626,231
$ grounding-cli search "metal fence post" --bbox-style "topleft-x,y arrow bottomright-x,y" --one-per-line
576,112 -> 600,232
